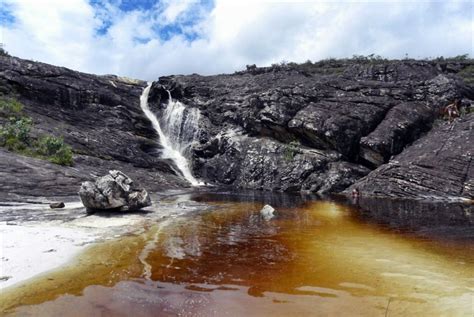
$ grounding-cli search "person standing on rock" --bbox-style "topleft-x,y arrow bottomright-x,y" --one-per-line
444,99 -> 460,123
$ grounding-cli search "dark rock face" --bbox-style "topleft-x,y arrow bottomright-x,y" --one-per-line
346,113 -> 474,200
0,56 -> 188,198
193,132 -> 370,194
359,101 -> 434,167
0,148 -> 185,201
79,170 -> 151,211
149,59 -> 473,198
1,55 -> 473,200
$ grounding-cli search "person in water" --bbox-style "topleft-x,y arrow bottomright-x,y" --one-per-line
352,188 -> 360,198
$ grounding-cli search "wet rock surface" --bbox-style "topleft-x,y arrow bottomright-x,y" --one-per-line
79,170 -> 151,211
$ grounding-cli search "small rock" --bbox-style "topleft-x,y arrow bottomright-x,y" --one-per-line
260,204 -> 275,219
0,276 -> 12,282
43,249 -> 57,253
49,202 -> 65,209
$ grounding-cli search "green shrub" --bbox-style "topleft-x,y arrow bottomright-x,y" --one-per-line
0,98 -> 74,166
451,54 -> 469,61
0,116 -> 32,147
4,135 -> 26,151
284,140 -> 300,161
458,65 -> 474,85
0,98 -> 23,116
12,117 -> 32,143
36,135 -> 73,166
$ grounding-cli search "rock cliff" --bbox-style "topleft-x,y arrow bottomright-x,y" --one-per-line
1,55 -> 472,200
150,59 -> 473,199
0,55 -> 187,199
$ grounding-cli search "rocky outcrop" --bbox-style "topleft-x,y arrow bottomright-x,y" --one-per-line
193,132 -> 370,194
0,147 -> 185,201
346,113 -> 474,200
0,55 -> 188,198
1,55 -> 473,200
79,170 -> 151,211
149,59 -> 473,198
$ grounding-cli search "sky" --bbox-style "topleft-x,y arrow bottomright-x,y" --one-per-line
0,0 -> 472,80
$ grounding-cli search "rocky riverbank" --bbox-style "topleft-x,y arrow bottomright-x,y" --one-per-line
0,55 -> 472,200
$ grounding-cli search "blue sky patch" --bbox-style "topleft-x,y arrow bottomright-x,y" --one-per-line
0,2 -> 15,27
118,0 -> 157,12
96,18 -> 113,35
88,0 -> 213,41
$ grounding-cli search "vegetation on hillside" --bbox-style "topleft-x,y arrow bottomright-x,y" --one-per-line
0,97 -> 74,166
0,46 -> 9,57
284,140 -> 300,161
458,64 -> 474,85
243,54 -> 474,79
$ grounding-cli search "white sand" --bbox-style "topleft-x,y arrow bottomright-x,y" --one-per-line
0,205 -> 158,290
0,222 -> 97,290
0,198 -> 195,291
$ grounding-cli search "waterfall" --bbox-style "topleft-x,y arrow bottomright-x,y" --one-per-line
139,83 -> 201,186
161,90 -> 202,157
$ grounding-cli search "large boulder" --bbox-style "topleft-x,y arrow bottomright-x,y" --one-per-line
79,170 -> 151,211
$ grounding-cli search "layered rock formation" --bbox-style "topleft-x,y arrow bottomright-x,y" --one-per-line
149,59 -> 473,199
0,55 -> 187,199
346,113 -> 473,200
1,55 -> 473,200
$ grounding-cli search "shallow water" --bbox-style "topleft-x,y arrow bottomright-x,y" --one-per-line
2,191 -> 473,316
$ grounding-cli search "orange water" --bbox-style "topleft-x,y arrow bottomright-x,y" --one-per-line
3,195 -> 474,316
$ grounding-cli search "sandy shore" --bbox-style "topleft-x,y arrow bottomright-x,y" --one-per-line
0,194 -> 196,292
0,200 -> 153,291
0,222 -> 98,289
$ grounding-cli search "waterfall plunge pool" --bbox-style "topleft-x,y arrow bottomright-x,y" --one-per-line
1,190 -> 473,316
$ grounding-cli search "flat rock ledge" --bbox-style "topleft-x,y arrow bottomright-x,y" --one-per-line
79,170 -> 151,212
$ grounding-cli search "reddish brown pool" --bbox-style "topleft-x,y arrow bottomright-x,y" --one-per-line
2,193 -> 473,316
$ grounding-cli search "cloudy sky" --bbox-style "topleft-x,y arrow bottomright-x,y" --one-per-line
0,0 -> 472,79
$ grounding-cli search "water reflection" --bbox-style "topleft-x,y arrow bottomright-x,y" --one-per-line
340,196 -> 474,241
189,189 -> 318,208
5,191 -> 474,316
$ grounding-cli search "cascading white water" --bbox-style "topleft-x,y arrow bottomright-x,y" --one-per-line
161,90 -> 202,156
139,83 -> 201,186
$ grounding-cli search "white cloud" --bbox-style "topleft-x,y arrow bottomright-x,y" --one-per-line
160,0 -> 197,24
0,0 -> 472,80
